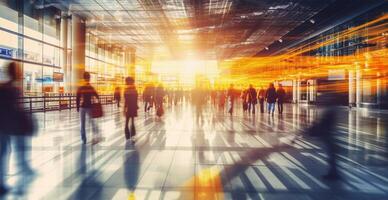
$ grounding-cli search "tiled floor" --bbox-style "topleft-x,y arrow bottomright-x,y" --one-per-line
2,100 -> 388,200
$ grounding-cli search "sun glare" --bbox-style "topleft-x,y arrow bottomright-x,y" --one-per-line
151,59 -> 219,89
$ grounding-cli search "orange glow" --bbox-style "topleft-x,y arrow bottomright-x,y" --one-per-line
215,14 -> 388,89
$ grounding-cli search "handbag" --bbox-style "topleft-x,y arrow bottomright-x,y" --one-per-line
156,106 -> 164,117
91,103 -> 103,118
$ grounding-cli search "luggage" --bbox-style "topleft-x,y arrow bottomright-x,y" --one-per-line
156,106 -> 164,117
91,102 -> 103,118
243,102 -> 248,111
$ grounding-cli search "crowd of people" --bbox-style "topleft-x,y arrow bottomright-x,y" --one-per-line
0,62 -> 343,195
214,83 -> 287,115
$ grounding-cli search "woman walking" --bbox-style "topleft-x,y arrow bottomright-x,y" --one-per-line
124,77 -> 138,140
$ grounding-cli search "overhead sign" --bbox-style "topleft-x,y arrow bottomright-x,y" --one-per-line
36,76 -> 53,83
53,72 -> 64,82
0,47 -> 13,58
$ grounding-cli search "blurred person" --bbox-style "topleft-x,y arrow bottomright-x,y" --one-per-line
211,89 -> 217,107
192,87 -> 206,124
241,89 -> 248,113
266,83 -> 277,115
227,84 -> 237,115
258,87 -> 266,113
304,91 -> 339,180
114,86 -> 121,108
247,84 -> 257,114
167,89 -> 173,106
218,90 -> 227,112
276,84 -> 286,114
0,62 -> 35,195
155,84 -> 165,117
177,87 -> 183,104
76,72 -> 100,144
124,77 -> 138,140
143,84 -> 153,113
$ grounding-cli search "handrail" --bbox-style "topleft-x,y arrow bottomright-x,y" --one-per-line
17,94 -> 115,113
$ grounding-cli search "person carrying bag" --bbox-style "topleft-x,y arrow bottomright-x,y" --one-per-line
124,77 -> 138,141
76,72 -> 102,145
0,62 -> 36,195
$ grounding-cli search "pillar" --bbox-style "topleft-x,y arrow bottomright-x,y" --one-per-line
292,79 -> 297,103
60,15 -> 70,92
356,69 -> 362,107
348,70 -> 356,107
125,49 -> 136,78
71,15 -> 86,92
376,72 -> 381,106
16,0 -> 24,93
296,79 -> 301,103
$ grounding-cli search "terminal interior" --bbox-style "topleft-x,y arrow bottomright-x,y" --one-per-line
0,0 -> 387,199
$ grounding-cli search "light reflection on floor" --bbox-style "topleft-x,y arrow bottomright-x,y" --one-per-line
3,101 -> 388,200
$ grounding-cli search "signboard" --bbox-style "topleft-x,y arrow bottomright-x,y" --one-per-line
0,47 -> 13,58
328,69 -> 345,81
53,72 -> 64,82
36,76 -> 53,83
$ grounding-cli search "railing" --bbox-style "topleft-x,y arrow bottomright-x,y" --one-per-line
18,95 -> 115,113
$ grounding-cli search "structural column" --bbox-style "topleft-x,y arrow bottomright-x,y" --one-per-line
348,70 -> 356,107
60,15 -> 70,93
296,78 -> 301,103
125,49 -> 136,78
292,79 -> 297,103
376,72 -> 381,106
356,69 -> 362,107
71,15 -> 86,92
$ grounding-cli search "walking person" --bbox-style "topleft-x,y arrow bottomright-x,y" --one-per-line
258,87 -> 266,113
76,72 -> 100,145
124,77 -> 138,140
247,84 -> 257,114
218,90 -> 226,112
266,83 -> 277,115
114,87 -> 121,108
155,84 -> 165,117
304,91 -> 339,180
143,84 -> 152,113
276,84 -> 286,114
241,89 -> 248,113
227,84 -> 236,115
0,62 -> 35,195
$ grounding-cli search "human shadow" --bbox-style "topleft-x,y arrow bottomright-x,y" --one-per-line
124,141 -> 140,193
68,146 -> 104,200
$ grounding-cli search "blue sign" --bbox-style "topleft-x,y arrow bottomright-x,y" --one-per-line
36,76 -> 53,83
0,47 -> 13,58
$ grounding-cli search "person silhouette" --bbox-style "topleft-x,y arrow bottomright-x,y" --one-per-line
114,87 -> 121,108
258,87 -> 266,113
124,77 -> 138,140
266,83 -> 277,115
76,72 -> 100,144
0,62 -> 35,195
276,84 -> 286,114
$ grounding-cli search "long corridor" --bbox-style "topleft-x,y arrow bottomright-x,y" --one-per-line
3,102 -> 388,200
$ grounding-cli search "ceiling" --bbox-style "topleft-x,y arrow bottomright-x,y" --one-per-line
45,0 -> 334,60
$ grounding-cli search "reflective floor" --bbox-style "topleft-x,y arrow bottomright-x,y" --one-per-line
2,101 -> 388,200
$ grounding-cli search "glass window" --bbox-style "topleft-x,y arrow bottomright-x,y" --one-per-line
0,58 -> 10,82
24,38 -> 42,63
362,73 -> 377,103
0,29 -> 18,59
43,67 -> 54,93
24,15 -> 42,40
43,44 -> 54,65
0,4 -> 18,32
24,63 -> 42,96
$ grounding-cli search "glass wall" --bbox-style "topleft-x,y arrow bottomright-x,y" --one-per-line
85,32 -> 125,94
0,1 -> 64,96
263,7 -> 387,107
